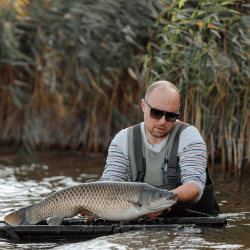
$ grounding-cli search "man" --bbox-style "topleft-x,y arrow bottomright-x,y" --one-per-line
100,80 -> 220,216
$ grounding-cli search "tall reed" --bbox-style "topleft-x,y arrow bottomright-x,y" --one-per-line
0,0 -> 161,154
0,0 -> 249,185
146,0 -> 250,182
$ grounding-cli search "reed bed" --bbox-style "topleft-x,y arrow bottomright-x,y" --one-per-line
0,0 -> 159,153
147,0 -> 250,183
0,0 -> 249,184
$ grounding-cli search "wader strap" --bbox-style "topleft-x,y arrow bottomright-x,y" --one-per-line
133,124 -> 145,182
132,122 -> 190,185
164,123 -> 190,189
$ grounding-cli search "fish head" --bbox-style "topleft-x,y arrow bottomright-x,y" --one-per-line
139,186 -> 177,212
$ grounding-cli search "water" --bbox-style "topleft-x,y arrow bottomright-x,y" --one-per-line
0,151 -> 249,249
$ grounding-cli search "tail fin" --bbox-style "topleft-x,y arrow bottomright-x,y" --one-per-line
4,207 -> 28,226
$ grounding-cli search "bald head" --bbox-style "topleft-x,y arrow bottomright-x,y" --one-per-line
145,81 -> 180,105
142,81 -> 180,144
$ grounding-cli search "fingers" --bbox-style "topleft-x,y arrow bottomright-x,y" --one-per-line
144,211 -> 163,219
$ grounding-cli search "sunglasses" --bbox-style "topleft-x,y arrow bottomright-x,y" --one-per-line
145,101 -> 179,122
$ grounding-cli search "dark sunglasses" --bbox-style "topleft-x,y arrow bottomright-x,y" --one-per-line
145,101 -> 179,122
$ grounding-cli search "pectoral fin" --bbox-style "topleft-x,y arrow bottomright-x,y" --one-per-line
80,209 -> 101,221
118,195 -> 141,208
47,217 -> 64,225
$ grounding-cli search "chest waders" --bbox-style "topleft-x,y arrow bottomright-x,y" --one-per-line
127,122 -> 220,216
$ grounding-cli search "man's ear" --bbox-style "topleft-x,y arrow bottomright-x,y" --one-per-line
141,99 -> 146,112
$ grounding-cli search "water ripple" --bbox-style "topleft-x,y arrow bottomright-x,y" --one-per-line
0,158 -> 249,249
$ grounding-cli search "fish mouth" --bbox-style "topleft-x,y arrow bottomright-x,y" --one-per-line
169,194 -> 178,201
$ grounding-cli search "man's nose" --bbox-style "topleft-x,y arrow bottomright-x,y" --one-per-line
158,115 -> 167,124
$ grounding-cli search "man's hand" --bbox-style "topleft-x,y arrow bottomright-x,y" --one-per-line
144,208 -> 171,219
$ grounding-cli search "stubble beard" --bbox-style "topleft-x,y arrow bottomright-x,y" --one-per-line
145,124 -> 170,139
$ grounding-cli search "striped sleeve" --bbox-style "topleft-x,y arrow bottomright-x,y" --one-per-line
100,142 -> 131,181
179,140 -> 207,201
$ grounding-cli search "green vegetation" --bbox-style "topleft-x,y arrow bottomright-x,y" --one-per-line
146,0 -> 250,184
0,0 -> 161,153
0,0 -> 249,184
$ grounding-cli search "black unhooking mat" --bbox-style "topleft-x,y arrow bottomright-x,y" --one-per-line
0,216 -> 227,240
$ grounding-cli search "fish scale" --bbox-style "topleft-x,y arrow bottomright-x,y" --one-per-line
4,181 -> 177,226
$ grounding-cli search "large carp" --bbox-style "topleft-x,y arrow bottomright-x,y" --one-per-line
4,181 -> 177,226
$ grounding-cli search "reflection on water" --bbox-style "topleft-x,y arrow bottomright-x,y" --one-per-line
0,151 -> 250,250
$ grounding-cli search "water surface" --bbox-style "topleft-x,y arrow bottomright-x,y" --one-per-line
0,151 -> 249,249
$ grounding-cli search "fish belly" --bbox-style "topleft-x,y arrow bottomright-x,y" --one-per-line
92,205 -> 142,222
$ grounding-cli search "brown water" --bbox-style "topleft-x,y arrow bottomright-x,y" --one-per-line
0,151 -> 249,249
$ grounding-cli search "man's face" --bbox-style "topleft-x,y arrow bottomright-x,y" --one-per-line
142,88 -> 179,142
